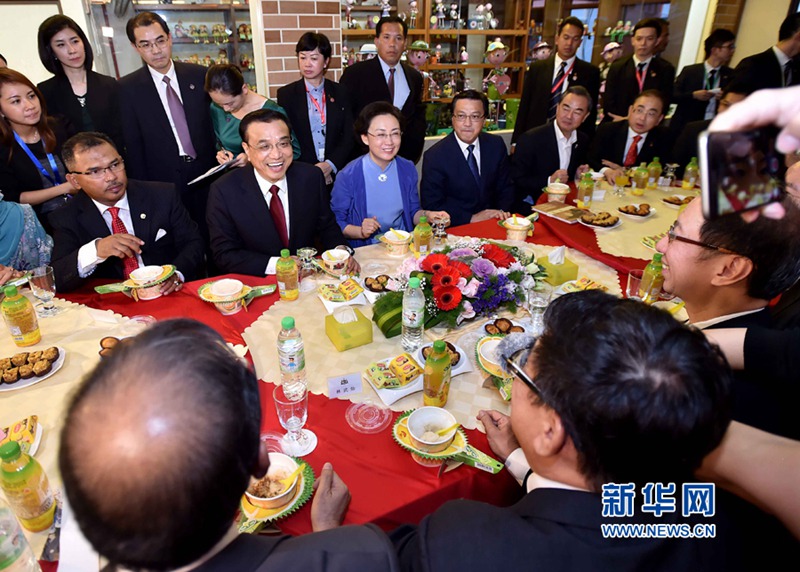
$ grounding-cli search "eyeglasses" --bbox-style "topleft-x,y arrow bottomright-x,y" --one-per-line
70,158 -> 124,179
246,140 -> 292,153
504,344 -> 545,399
453,113 -> 485,123
136,36 -> 169,52
367,131 -> 402,142
666,221 -> 737,254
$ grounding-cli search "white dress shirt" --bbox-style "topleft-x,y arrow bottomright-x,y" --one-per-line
552,54 -> 577,94
703,61 -> 721,120
772,46 -> 792,86
147,61 -> 190,157
504,448 -> 589,493
554,122 -> 577,172
632,54 -> 653,73
690,308 -> 765,330
77,194 -> 144,276
378,56 -> 411,109
253,169 -> 291,275
454,134 -> 481,175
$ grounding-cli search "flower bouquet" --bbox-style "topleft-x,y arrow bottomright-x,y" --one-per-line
372,238 -> 546,338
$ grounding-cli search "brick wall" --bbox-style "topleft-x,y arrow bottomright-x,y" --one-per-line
711,0 -> 746,32
261,0 -> 342,98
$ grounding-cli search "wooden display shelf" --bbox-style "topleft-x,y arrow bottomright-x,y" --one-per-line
426,63 -> 526,70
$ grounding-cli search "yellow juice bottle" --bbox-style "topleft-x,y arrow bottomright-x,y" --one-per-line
1,286 -> 41,347
276,249 -> 299,301
0,441 -> 55,533
423,340 -> 452,407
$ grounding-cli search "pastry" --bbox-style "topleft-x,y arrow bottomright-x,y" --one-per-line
508,325 -> 525,333
3,367 -> 19,384
0,358 -> 11,370
619,203 -> 651,216
494,318 -> 512,333
100,337 -> 120,349
581,212 -> 619,227
42,347 -> 59,361
11,353 -> 29,367
18,364 -> 34,379
32,359 -> 52,377
664,195 -> 692,206
484,323 -> 500,335
26,351 -> 43,364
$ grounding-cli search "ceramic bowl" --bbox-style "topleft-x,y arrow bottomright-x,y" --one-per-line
407,407 -> 457,453
502,217 -> 532,241
544,182 -> 570,203
244,452 -> 299,509
320,249 -> 351,275
381,230 -> 412,257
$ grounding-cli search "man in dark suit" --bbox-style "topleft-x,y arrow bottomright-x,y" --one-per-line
511,16 -> 600,145
730,12 -> 800,94
60,320 -> 400,571
512,86 -> 591,210
207,109 -> 353,276
421,90 -> 513,226
655,197 -> 800,439
391,290 -> 750,571
340,16 -> 425,163
50,132 -> 203,293
669,29 -> 736,141
588,90 -> 670,184
603,18 -> 676,122
118,11 -> 217,228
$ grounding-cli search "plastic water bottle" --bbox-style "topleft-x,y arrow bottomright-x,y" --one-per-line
0,498 -> 41,572
277,316 -> 307,401
402,277 -> 425,351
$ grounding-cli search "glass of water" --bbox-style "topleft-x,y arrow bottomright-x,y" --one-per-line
527,282 -> 552,336
29,266 -> 59,317
273,384 -> 318,456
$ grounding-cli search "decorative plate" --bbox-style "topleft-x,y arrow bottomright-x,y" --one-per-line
238,459 -> 315,529
0,347 -> 66,393
474,336 -> 510,380
617,204 -> 656,220
392,411 -> 468,460
578,217 -> 622,231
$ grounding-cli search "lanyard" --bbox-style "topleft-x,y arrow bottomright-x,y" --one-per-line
13,132 -> 63,186
635,62 -> 647,92
551,60 -> 576,95
305,84 -> 326,126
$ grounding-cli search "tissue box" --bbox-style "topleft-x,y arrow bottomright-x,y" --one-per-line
325,308 -> 373,351
539,257 -> 579,286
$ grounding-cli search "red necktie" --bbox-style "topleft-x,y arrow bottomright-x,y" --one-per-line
624,135 -> 642,168
388,67 -> 396,102
268,185 -> 289,248
107,207 -> 140,279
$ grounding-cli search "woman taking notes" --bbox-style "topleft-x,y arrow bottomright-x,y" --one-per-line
331,102 -> 448,247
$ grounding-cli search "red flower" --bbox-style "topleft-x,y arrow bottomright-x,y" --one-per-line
421,253 -> 450,274
481,244 -> 515,268
431,266 -> 460,288
433,285 -> 462,311
448,260 -> 472,279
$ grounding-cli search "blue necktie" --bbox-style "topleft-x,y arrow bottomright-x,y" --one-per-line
548,62 -> 567,120
467,144 -> 480,187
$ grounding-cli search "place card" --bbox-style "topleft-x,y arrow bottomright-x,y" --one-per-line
327,372 -> 363,399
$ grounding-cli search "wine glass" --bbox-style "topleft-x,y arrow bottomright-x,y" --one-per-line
273,384 -> 318,456
626,270 -> 644,301
29,266 -> 59,317
296,247 -> 317,293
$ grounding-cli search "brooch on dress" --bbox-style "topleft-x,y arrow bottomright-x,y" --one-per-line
378,173 -> 388,182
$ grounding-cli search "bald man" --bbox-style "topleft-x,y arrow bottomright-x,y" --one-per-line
59,320 -> 399,571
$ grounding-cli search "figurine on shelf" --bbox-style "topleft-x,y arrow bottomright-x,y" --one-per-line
475,5 -> 485,30
187,54 -> 200,65
406,40 -> 430,71
459,46 -> 469,64
238,23 -> 248,41
345,0 -> 356,29
484,3 -> 497,29
448,3 -> 459,29
239,52 -> 250,70
483,40 -> 510,99
189,24 -> 199,43
202,54 -> 213,67
380,0 -> 391,18
442,74 -> 455,98
216,49 -> 229,65
623,20 -> 632,35
199,24 -> 210,44
174,21 -> 187,38
434,0 -> 446,30
530,40 -> 551,61
409,1 -> 417,29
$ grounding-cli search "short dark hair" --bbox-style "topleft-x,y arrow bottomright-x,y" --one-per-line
532,291 -> 731,490
698,197 -> 800,300
557,16 -> 584,35
562,85 -> 593,111
204,64 -> 245,96
239,108 -> 292,144
703,28 -> 736,59
59,320 -> 261,570
38,15 -> 94,76
353,101 -> 405,137
633,18 -> 662,37
295,32 -> 332,60
633,89 -> 666,114
62,132 -> 117,171
451,89 -> 489,116
376,15 -> 407,38
778,12 -> 800,41
126,11 -> 169,43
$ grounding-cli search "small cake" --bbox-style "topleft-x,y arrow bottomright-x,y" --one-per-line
11,353 -> 29,367
0,357 -> 11,370
32,359 -> 52,377
18,364 -> 34,379
100,337 -> 120,349
42,347 -> 60,361
26,351 -> 43,364
3,367 -> 19,383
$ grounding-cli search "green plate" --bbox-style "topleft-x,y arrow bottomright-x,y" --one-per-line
237,459 -> 315,532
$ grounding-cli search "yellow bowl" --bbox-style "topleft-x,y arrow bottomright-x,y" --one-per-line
407,407 -> 457,453
244,452 -> 299,509
380,230 -> 412,256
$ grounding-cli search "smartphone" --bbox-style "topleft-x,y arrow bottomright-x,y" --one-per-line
698,127 -> 785,219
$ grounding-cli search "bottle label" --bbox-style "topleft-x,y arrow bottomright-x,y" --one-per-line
402,308 -> 424,327
279,350 -> 305,373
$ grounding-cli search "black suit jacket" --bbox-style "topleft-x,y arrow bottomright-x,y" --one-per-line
670,63 -> 733,137
587,121 -> 670,172
603,56 -> 676,120
340,57 -> 425,163
512,56 -> 600,143
207,163 -> 346,275
49,180 -> 204,292
672,119 -> 710,178
37,71 -> 124,152
118,63 -> 216,189
420,132 -> 514,226
511,122 -> 588,210
276,78 -> 355,173
731,47 -> 799,94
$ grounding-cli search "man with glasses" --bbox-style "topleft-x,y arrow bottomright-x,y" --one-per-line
420,90 -> 513,226
511,86 -> 592,211
118,11 -> 216,234
392,291 -> 747,570
669,29 -> 736,143
588,90 -> 671,185
50,132 -> 204,292
655,197 -> 800,439
207,109 -> 354,276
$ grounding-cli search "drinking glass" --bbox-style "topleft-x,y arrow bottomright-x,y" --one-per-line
273,384 -> 318,456
297,247 -> 318,292
296,247 -> 317,271
626,270 -> 644,301
527,282 -> 552,336
29,266 -> 59,317
614,174 -> 630,198
431,217 -> 448,247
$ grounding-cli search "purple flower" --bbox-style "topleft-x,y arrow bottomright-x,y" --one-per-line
471,257 -> 496,279
449,248 -> 479,258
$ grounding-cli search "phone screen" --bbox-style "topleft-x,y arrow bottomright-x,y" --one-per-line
699,128 -> 784,219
